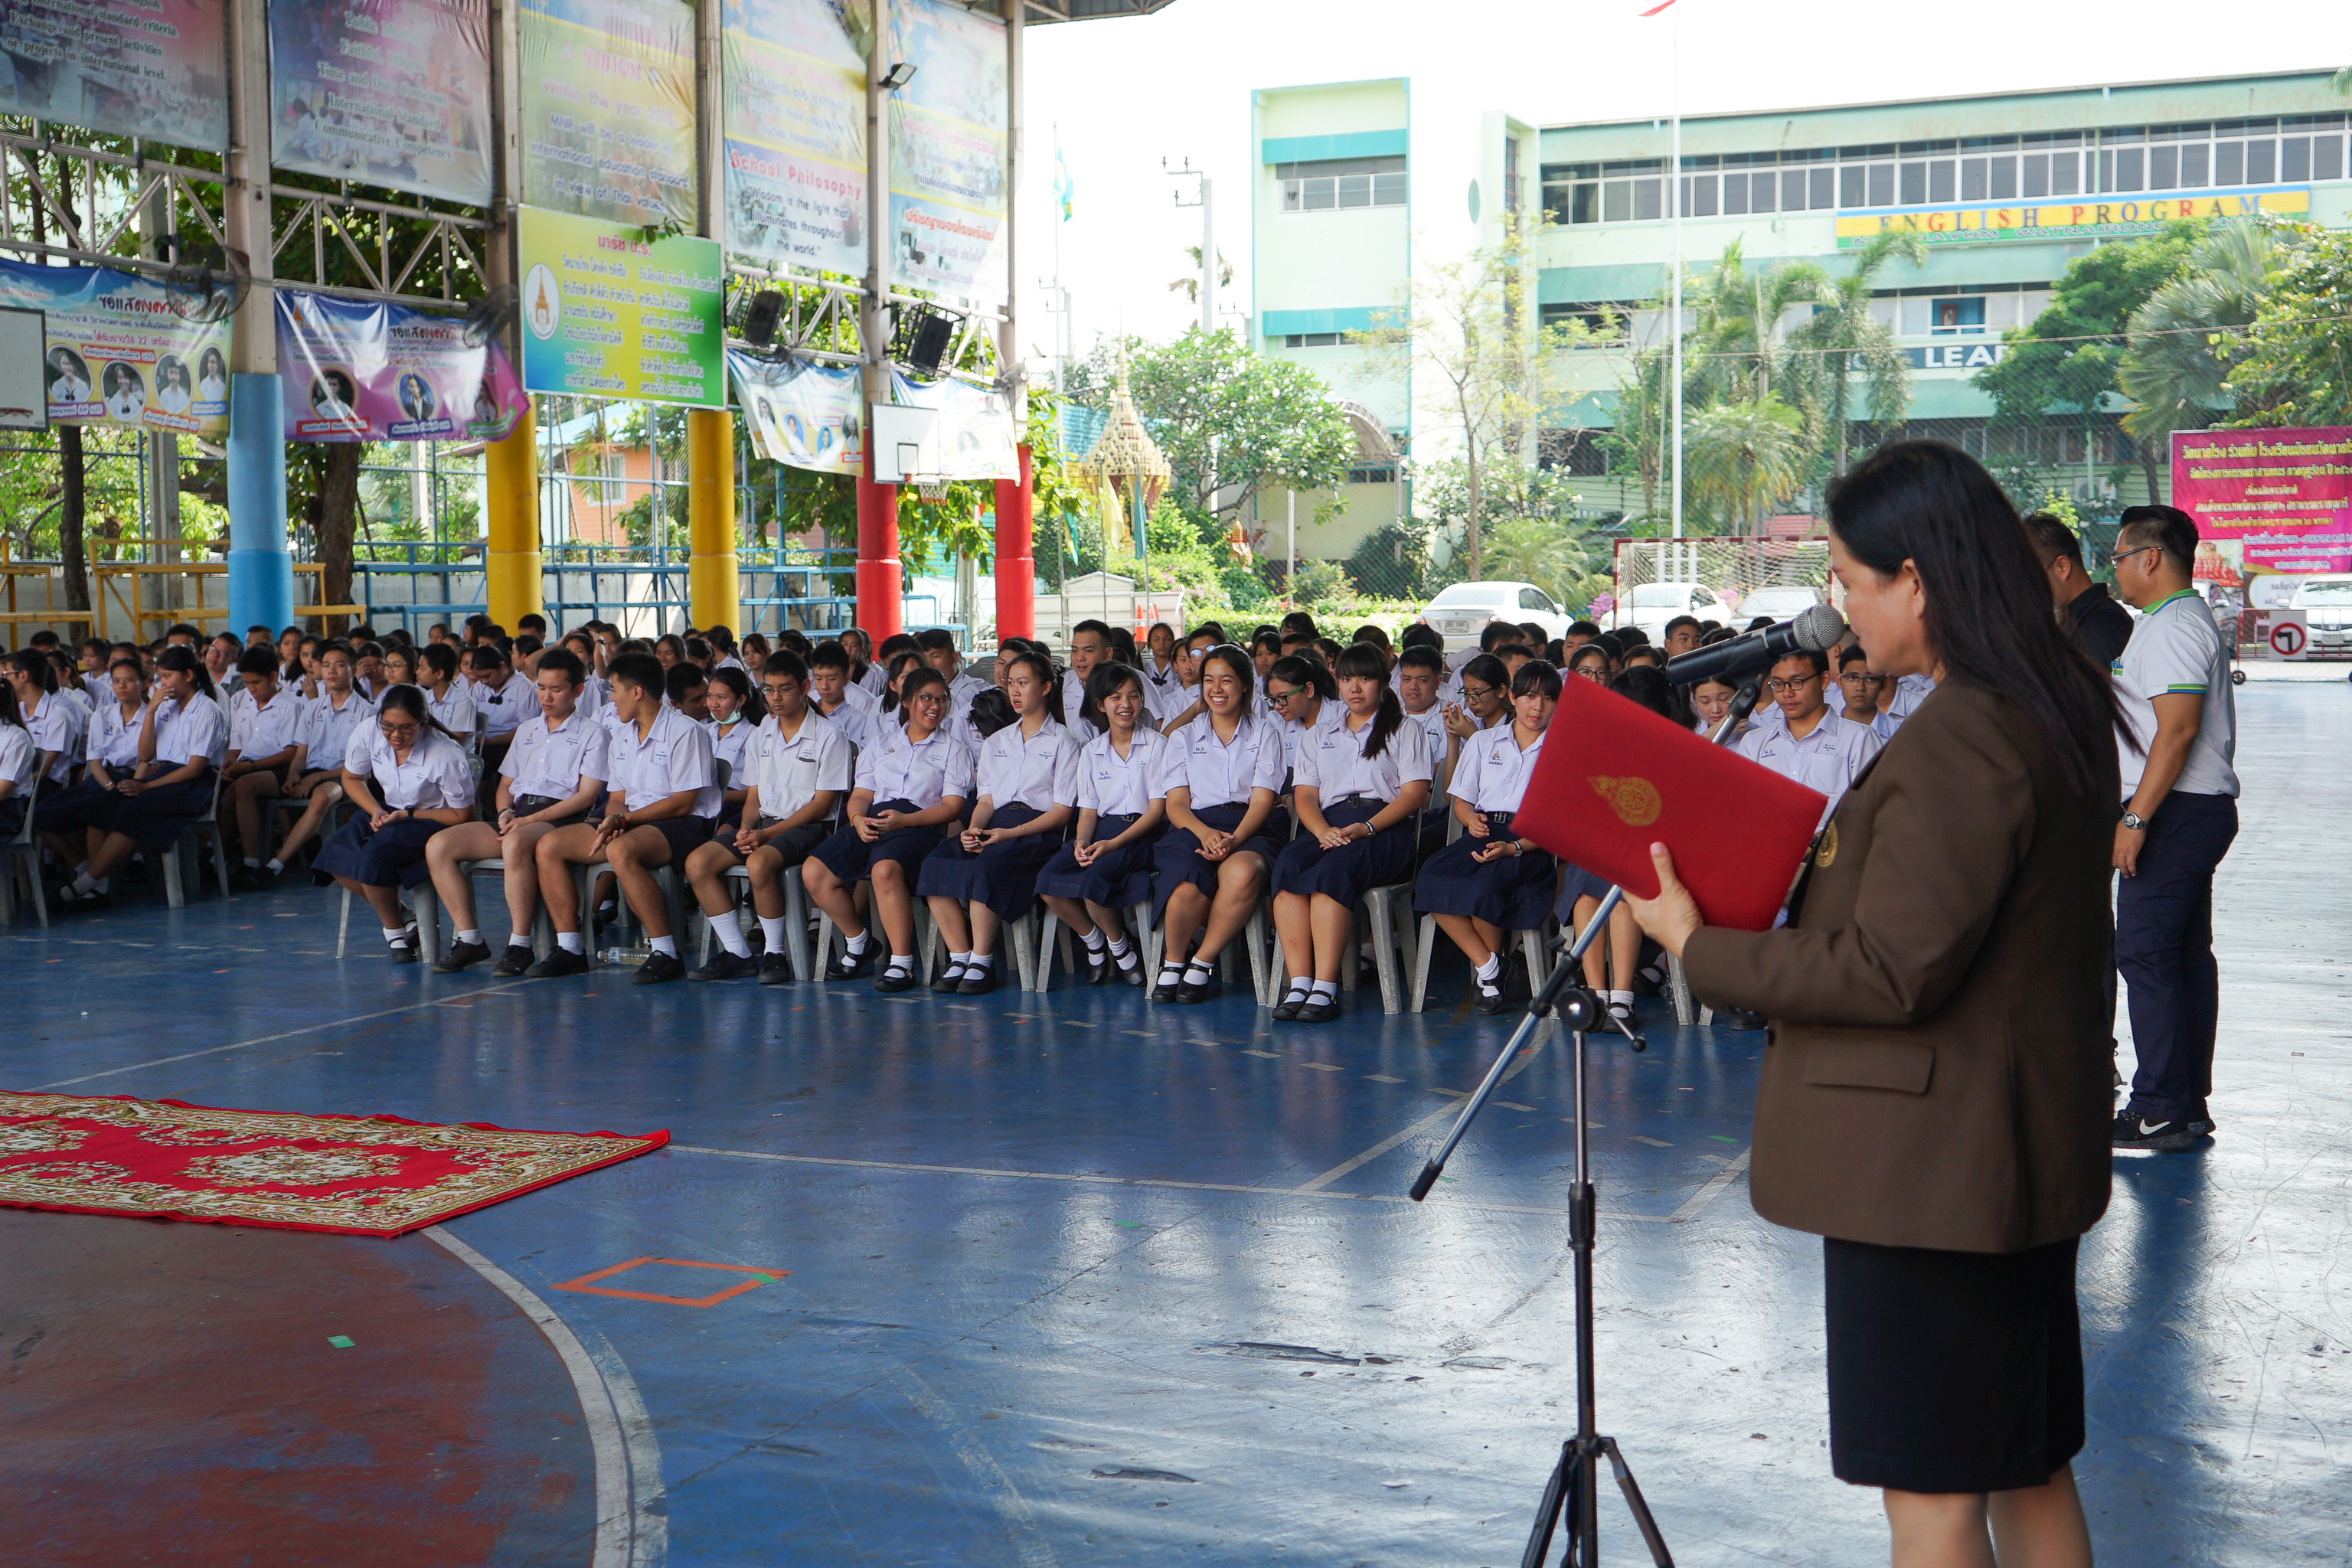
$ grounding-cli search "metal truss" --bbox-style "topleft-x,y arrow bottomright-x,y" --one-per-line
723,267 -> 1009,388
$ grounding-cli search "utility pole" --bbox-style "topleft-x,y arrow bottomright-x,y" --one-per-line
1164,158 -> 1214,334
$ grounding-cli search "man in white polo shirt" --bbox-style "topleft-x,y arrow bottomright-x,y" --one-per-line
2109,504 -> 2238,1153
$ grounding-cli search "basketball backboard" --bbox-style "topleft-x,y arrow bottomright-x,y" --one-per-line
871,401 -> 942,483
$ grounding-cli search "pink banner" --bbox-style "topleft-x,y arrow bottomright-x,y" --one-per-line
2171,426 -> 2352,573
276,289 -> 528,443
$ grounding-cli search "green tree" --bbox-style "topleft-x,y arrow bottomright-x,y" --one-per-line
2117,220 -> 2284,455
1684,238 -> 1831,410
1781,231 -> 1927,479
2220,224 -> 2352,429
1686,397 -> 1808,533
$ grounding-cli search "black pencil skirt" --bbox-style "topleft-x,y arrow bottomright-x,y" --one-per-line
1824,1233 -> 2084,1494
916,803 -> 1063,919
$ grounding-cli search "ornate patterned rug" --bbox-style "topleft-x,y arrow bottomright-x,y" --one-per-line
0,1093 -> 668,1237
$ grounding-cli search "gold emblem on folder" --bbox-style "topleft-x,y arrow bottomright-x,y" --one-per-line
1816,822 -> 1839,868
1588,775 -> 1662,827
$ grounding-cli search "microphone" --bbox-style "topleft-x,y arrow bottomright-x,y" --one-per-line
1662,605 -> 1847,688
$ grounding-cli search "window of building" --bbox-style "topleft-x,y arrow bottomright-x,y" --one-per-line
1280,332 -> 1345,348
1540,302 -> 1630,343
1929,297 -> 1985,334
1540,430 -> 1612,476
1278,155 -> 1407,214
1504,136 -> 1522,214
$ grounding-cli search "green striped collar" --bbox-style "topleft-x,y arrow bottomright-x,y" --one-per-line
2144,589 -> 2201,616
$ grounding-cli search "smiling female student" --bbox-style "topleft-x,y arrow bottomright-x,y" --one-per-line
1416,658 -> 1561,1013
56,646 -> 227,909
247,640 -> 375,887
802,665 -> 973,991
1037,662 -> 1170,988
426,647 -> 610,975
312,684 -> 476,961
1269,642 -> 1433,1022
1148,644 -> 1287,1003
917,648 -> 1076,995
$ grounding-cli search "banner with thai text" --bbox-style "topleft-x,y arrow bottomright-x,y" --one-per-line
518,0 -> 696,227
0,0 -> 226,150
270,0 -> 494,205
275,289 -> 526,443
887,0 -> 1006,304
0,258 -> 228,437
2172,426 -> 2352,575
890,368 -> 1017,482
731,351 -> 862,474
1836,188 -> 2308,248
721,0 -> 868,276
519,207 -> 725,406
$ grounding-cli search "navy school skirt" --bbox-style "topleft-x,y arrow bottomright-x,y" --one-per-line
1415,831 -> 1557,929
0,793 -> 24,842
1149,801 -> 1289,924
33,774 -> 113,835
1555,861 -> 1615,920
808,798 -> 942,884
916,802 -> 1064,919
1272,797 -> 1415,903
1037,812 -> 1161,907
87,774 -> 215,851
312,815 -> 446,890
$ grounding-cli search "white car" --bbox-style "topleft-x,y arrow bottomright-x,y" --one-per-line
1736,585 -> 1825,626
1418,581 -> 1573,652
1614,580 -> 1729,641
2288,574 -> 2352,653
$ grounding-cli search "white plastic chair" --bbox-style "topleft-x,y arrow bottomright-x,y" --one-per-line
158,769 -> 235,909
1409,914 -> 1556,1014
1269,883 -> 1417,1014
0,793 -> 44,926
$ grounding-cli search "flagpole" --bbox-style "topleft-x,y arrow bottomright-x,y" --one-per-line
1668,2 -> 1683,543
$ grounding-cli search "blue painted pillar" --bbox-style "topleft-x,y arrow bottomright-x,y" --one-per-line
226,371 -> 294,632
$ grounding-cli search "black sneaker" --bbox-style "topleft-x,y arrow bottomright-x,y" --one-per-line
2112,1110 -> 2213,1152
387,939 -> 420,965
435,939 -> 494,973
827,945 -> 874,980
874,963 -> 918,993
1295,995 -> 1341,1024
525,949 -> 590,978
956,964 -> 1001,995
633,952 -> 687,985
930,961 -> 969,993
689,950 -> 756,982
492,945 -> 536,978
757,953 -> 795,986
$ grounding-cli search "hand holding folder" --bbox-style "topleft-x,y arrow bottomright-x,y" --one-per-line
1516,678 -> 1827,933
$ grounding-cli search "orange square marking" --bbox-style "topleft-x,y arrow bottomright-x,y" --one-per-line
552,1256 -> 792,1308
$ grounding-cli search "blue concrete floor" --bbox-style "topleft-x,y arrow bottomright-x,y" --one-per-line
3,686 -> 2348,1566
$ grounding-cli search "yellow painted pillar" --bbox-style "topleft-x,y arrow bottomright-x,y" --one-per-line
484,402 -> 542,630
687,407 -> 740,632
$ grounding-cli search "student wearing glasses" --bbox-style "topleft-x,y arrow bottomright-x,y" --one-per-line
1739,648 -> 1883,830
1831,645 -> 1901,742
1263,653 -> 1341,778
312,685 -> 477,961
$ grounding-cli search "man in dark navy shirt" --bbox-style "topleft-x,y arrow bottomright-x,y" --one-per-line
2024,511 -> 2135,671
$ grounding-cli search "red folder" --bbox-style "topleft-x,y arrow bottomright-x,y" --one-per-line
1517,678 -> 1827,933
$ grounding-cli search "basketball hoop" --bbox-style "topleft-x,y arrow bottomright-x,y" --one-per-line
916,480 -> 949,505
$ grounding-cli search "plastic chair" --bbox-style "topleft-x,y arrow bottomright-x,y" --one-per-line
815,891 -> 937,984
1269,882 -> 1417,1014
0,793 -> 45,926
1408,915 -> 1556,1014
691,861 -> 817,981
158,769 -> 235,909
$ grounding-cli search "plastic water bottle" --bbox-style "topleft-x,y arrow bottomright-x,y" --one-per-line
599,944 -> 649,967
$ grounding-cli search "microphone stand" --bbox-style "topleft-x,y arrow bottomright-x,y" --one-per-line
1407,675 -> 1766,1568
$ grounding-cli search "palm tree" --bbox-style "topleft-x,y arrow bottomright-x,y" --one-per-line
1687,397 -> 1808,534
1480,514 -> 1609,607
1685,240 -> 1833,409
1782,231 -> 1928,479
2118,220 -> 2281,476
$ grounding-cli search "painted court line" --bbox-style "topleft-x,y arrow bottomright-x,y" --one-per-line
1667,1144 -> 1753,1223
1295,1046 -> 1547,1194
36,983 -> 532,1090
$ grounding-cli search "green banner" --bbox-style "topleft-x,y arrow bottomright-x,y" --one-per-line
518,207 -> 724,407
518,0 -> 697,227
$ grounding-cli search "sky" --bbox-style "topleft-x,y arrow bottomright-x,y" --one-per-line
1012,0 -> 2348,373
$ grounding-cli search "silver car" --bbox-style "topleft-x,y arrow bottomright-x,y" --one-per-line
1418,580 -> 1572,652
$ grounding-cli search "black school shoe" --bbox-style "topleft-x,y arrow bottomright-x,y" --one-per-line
633,952 -> 687,985
1150,966 -> 1184,1003
1295,995 -> 1341,1024
874,963 -> 919,993
1271,988 -> 1309,1022
492,945 -> 536,978
689,950 -> 756,982
525,949 -> 590,978
757,953 -> 794,986
1082,949 -> 1112,985
1114,953 -> 1146,988
931,961 -> 969,993
827,945 -> 874,981
435,939 -> 493,973
387,939 -> 420,965
956,964 -> 1001,995
2111,1109 -> 2213,1152
1472,978 -> 1511,1015
1174,972 -> 1214,1004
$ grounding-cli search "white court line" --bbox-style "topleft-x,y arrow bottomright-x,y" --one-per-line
892,1367 -> 1060,1568
34,984 -> 531,1090
1294,1046 -> 1547,1194
1668,1144 -> 1753,1223
426,1223 -> 667,1568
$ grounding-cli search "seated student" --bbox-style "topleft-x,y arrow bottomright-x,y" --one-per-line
468,642 -> 531,769
5,651 -> 79,801
1148,643 -> 1285,1003
416,641 -> 478,740
77,636 -> 113,705
1621,645 -> 1665,671
914,628 -> 990,749
248,641 -> 376,887
381,645 -> 417,693
843,627 -> 883,695
1141,621 -> 1181,691
48,648 -> 92,723
1442,652 -> 1513,762
1830,644 -> 1900,741
312,685 -> 475,962
0,681 -> 34,844
805,639 -> 874,750
918,648 -> 1076,995
1037,662 -> 1169,988
37,655 -> 145,871
683,653 -> 849,983
1060,619 -> 1114,731
1152,626 -> 1218,737
1739,647 -> 1883,828
1264,652 -> 1342,776
521,652 -> 717,985
1689,671 -> 1756,744
703,667 -> 760,821
802,665 -> 972,991
54,647 -> 228,910
1268,644 -> 1432,1021
652,632 -> 688,672
221,648 -> 306,880
1396,622 -> 1461,701
1417,659 -> 1560,1013
1395,643 -> 1455,859
1566,642 -> 1612,688
351,641 -> 389,701
1248,629 -> 1282,697
427,647 -> 610,975
739,632 -> 772,677
1659,615 -> 1704,658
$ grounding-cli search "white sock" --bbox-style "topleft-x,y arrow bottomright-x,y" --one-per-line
243,856 -> 260,868
844,929 -> 871,955
1108,936 -> 1137,969
71,871 -> 98,895
948,950 -> 972,969
266,858 -> 284,874
1157,962 -> 1185,985
1609,989 -> 1634,1008
73,860 -> 87,878
884,953 -> 914,975
1309,979 -> 1338,1001
969,951 -> 995,970
382,926 -> 410,947
759,915 -> 788,949
456,928 -> 482,946
1476,953 -> 1503,985
1282,978 -> 1312,1002
1184,959 -> 1214,982
1079,926 -> 1106,953
507,935 -> 534,952
710,910 -> 750,957
649,935 -> 678,959
557,931 -> 584,954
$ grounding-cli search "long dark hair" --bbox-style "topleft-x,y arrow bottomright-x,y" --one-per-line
707,665 -> 765,725
1827,441 -> 2125,795
1199,644 -> 1257,716
153,645 -> 217,702
1333,642 -> 1403,760
1080,661 -> 1144,735
1266,652 -> 1337,704
878,649 -> 927,717
5,648 -> 57,694
1608,665 -> 1691,730
374,682 -> 459,743
1001,648 -> 1061,727
895,665 -> 948,730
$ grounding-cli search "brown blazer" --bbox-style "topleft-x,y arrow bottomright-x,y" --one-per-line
1683,682 -> 2115,1254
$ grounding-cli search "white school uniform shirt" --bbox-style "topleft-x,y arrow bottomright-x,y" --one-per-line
1152,678 -> 1203,731
746,708 -> 852,821
1737,710 -> 1883,829
342,725 -> 476,812
87,700 -> 145,770
1276,696 -> 1348,776
1156,711 -> 1286,810
0,721 -> 34,793
472,671 -> 532,737
223,680 -> 256,735
606,704 -> 720,818
56,683 -> 92,720
707,717 -> 753,785
854,722 -> 974,810
1067,724 -> 1171,817
1403,704 -> 1451,793
426,680 -> 478,738
155,691 -> 229,769
234,688 -> 308,763
81,670 -> 111,707
574,673 -> 607,717
1450,724 -> 1544,815
840,680 -> 880,714
975,715 -> 1080,812
301,688 -> 376,771
2113,587 -> 2238,799
813,695 -> 874,753
24,691 -> 81,782
1885,671 -> 1935,723
855,662 -> 887,696
1295,709 -> 1435,805
500,708 -> 612,802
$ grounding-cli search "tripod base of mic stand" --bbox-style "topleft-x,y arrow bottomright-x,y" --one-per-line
1524,1431 -> 1674,1568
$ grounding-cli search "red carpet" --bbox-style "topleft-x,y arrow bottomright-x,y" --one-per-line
0,1092 -> 668,1236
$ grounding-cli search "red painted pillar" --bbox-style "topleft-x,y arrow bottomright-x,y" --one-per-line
855,446 -> 902,638
992,443 -> 1036,643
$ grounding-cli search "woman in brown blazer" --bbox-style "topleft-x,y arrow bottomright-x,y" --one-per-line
1629,442 -> 2125,1567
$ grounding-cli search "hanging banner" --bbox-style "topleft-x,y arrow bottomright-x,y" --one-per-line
518,207 -> 724,407
720,0 -> 868,276
890,368 -> 1018,482
274,289 -> 527,443
0,0 -> 226,150
268,0 -> 494,205
2172,426 -> 2352,575
0,259 -> 228,437
518,0 -> 697,227
887,0 -> 1007,305
731,352 -> 862,474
